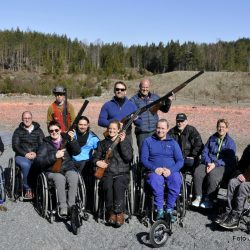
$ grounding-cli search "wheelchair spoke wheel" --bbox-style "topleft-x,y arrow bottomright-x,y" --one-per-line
77,173 -> 86,211
36,173 -> 48,217
71,205 -> 81,235
149,219 -> 170,248
0,166 -> 6,202
94,179 -> 100,214
129,169 -> 135,215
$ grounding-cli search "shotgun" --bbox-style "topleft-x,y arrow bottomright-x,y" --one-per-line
51,100 -> 89,173
103,70 -> 204,137
95,109 -> 140,179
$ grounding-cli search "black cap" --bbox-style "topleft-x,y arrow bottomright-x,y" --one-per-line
176,113 -> 187,121
53,86 -> 66,94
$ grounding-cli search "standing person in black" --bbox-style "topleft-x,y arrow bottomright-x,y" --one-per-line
93,120 -> 133,227
168,113 -> 203,173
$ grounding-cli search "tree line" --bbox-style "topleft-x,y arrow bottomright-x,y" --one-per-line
0,28 -> 250,75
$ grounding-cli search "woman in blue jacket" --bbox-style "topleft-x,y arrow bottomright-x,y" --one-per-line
192,119 -> 237,209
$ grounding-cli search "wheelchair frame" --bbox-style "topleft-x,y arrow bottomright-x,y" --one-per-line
0,165 -> 6,202
93,168 -> 135,224
35,171 -> 88,234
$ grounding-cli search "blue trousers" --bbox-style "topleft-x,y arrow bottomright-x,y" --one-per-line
147,172 -> 181,210
15,156 -> 33,191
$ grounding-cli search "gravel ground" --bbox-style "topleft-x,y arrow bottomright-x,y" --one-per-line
1,144 -> 250,250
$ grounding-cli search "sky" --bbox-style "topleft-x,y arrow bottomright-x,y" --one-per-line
0,0 -> 249,46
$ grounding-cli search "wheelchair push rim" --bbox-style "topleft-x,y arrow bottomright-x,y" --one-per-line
149,219 -> 170,248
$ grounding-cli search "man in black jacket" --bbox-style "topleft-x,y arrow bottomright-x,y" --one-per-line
168,113 -> 203,173
12,111 -> 45,199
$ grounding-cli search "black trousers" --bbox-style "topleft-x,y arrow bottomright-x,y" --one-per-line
102,173 -> 129,214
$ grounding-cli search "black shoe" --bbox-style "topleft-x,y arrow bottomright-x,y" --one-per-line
214,211 -> 230,224
220,212 -> 240,229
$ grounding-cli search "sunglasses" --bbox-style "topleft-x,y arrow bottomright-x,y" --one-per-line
49,129 -> 60,133
55,93 -> 65,96
115,88 -> 126,92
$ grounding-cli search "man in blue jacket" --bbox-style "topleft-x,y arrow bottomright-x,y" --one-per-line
130,78 -> 172,152
98,81 -> 142,145
141,119 -> 184,222
192,119 -> 237,209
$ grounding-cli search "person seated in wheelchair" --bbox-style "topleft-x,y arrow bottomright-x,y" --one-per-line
215,144 -> 250,229
168,113 -> 203,173
140,119 -> 184,223
93,120 -> 133,227
69,116 -> 100,172
35,121 -> 81,216
68,116 -> 100,211
12,111 -> 45,199
192,119 -> 237,209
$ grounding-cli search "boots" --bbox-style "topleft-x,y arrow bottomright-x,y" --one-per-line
107,213 -> 117,225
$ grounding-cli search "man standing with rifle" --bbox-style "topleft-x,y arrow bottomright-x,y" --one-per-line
130,78 -> 173,152
47,86 -> 75,133
98,81 -> 142,145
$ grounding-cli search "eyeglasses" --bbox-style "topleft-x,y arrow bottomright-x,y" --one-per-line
115,88 -> 126,92
55,93 -> 65,96
23,117 -> 32,120
49,129 -> 60,133
176,120 -> 185,123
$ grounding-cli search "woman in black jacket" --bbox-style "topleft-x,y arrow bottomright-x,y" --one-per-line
93,120 -> 133,227
35,121 -> 81,216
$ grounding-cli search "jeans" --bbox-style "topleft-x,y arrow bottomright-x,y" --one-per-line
15,156 -> 33,191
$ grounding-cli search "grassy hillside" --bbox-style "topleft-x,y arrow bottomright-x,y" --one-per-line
123,71 -> 250,105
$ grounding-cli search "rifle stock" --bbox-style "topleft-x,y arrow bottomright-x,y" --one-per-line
51,100 -> 89,173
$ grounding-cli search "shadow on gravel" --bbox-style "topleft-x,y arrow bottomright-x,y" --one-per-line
136,232 -> 152,248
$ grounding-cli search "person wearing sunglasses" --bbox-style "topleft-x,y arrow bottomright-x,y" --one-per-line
12,111 -> 45,199
47,85 -> 75,133
98,81 -> 142,145
130,78 -> 173,153
93,120 -> 133,227
35,121 -> 81,216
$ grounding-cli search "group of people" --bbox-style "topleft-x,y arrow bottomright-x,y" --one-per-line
8,79 -> 250,230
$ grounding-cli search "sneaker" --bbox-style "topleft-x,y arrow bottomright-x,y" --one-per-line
116,213 -> 125,227
200,199 -> 213,209
220,212 -> 240,229
107,213 -> 117,225
214,211 -> 230,224
60,207 -> 68,216
156,209 -> 164,220
192,196 -> 202,207
166,209 -> 177,223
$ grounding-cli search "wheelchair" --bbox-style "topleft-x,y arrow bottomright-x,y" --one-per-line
93,168 -> 135,224
136,171 -> 187,248
35,171 -> 88,235
6,157 -> 25,201
0,165 -> 6,202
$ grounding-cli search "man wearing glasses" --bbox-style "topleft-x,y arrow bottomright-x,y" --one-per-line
168,113 -> 203,173
12,111 -> 45,199
47,86 -> 75,133
130,78 -> 172,152
98,81 -> 142,144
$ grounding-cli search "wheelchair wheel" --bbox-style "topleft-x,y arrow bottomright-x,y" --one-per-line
176,173 -> 187,219
7,158 -> 15,199
0,166 -> 6,202
129,169 -> 135,215
94,179 -> 100,214
77,173 -> 87,211
71,204 -> 81,235
36,173 -> 48,218
149,219 -> 170,248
